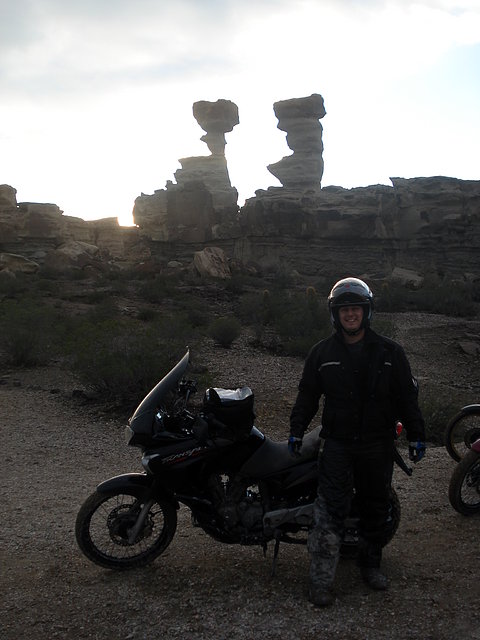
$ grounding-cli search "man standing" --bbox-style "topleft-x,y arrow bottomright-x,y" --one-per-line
288,277 -> 426,607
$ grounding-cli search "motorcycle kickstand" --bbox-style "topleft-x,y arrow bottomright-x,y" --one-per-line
270,532 -> 281,578
127,499 -> 155,544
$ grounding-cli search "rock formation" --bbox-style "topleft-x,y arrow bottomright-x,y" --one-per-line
192,99 -> 239,156
193,246 -> 231,279
0,184 -> 126,269
1,95 -> 479,287
237,176 -> 480,282
267,93 -> 326,190
133,99 -> 240,243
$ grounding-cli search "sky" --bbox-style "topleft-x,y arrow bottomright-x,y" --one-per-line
1,0 -> 479,226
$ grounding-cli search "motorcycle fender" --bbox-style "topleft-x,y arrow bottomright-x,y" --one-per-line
96,473 -> 178,507
96,473 -> 154,495
460,404 -> 480,415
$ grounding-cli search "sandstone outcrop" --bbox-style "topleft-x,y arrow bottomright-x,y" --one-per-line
0,252 -> 39,274
193,246 -> 231,279
0,185 -> 125,265
133,99 -> 240,244
267,94 -> 326,190
236,176 -> 480,282
1,95 -> 479,286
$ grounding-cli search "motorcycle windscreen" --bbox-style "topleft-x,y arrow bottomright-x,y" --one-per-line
129,350 -> 190,436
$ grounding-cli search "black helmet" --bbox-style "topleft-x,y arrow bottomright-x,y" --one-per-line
328,277 -> 373,332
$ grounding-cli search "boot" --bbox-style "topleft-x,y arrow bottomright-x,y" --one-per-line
308,554 -> 338,607
308,584 -> 335,607
360,566 -> 388,590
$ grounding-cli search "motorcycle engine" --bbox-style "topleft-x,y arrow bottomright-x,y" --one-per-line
209,475 -> 264,534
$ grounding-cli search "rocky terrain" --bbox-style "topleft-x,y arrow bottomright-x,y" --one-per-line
1,310 -> 479,640
0,92 -> 479,639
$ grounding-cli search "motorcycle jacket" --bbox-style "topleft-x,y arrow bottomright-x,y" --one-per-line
290,328 -> 425,443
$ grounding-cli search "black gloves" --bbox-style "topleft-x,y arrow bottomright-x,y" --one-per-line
408,441 -> 426,463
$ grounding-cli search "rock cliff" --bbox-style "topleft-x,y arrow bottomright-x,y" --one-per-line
236,176 -> 480,281
1,94 -> 479,285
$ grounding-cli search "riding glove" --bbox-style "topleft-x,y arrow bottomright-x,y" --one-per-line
288,436 -> 303,457
408,441 -> 426,463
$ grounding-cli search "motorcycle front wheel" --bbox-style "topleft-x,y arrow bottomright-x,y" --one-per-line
75,490 -> 177,569
444,408 -> 480,462
448,450 -> 480,516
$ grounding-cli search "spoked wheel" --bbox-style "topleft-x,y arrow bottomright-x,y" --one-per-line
448,450 -> 480,516
444,408 -> 480,462
75,490 -> 177,569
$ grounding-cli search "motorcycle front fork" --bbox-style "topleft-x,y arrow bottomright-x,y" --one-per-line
127,498 -> 155,544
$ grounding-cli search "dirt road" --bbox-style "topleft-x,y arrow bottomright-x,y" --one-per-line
1,349 -> 479,640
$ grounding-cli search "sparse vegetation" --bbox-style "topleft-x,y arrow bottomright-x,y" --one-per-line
376,276 -> 477,317
0,298 -> 65,366
209,316 -> 242,348
236,286 -> 331,356
0,269 -> 477,421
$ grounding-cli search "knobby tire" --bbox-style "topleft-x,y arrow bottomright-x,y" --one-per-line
448,449 -> 480,516
75,489 -> 177,570
444,408 -> 480,462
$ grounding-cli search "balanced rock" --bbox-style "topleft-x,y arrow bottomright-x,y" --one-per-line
134,99 -> 240,243
193,99 -> 239,156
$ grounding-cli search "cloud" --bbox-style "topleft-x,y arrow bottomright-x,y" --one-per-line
0,0 -> 478,223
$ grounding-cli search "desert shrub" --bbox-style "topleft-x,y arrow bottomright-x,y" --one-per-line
0,272 -> 32,298
269,264 -> 295,290
138,274 -> 180,303
174,295 -> 213,328
235,290 -> 272,332
224,275 -> 247,295
375,282 -> 414,313
376,277 -> 476,317
209,316 -> 241,348
420,278 -> 476,317
0,299 -> 64,366
85,297 -> 119,323
66,314 -> 193,406
238,286 -> 331,356
417,382 -> 464,445
137,307 -> 158,322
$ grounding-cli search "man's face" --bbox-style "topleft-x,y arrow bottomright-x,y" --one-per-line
338,305 -> 364,334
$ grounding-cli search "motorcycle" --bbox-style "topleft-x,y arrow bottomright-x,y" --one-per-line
75,350 -> 410,573
444,404 -> 480,461
448,436 -> 480,515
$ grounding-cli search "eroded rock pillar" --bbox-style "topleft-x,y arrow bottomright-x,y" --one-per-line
267,93 -> 326,190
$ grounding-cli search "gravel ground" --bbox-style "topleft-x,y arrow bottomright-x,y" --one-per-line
1,313 -> 479,640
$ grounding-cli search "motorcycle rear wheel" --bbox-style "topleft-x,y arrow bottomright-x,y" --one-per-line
448,450 -> 480,516
75,490 -> 177,569
340,487 -> 401,557
444,408 -> 480,462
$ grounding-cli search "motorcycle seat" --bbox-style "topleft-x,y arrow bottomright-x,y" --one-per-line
239,425 -> 322,478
